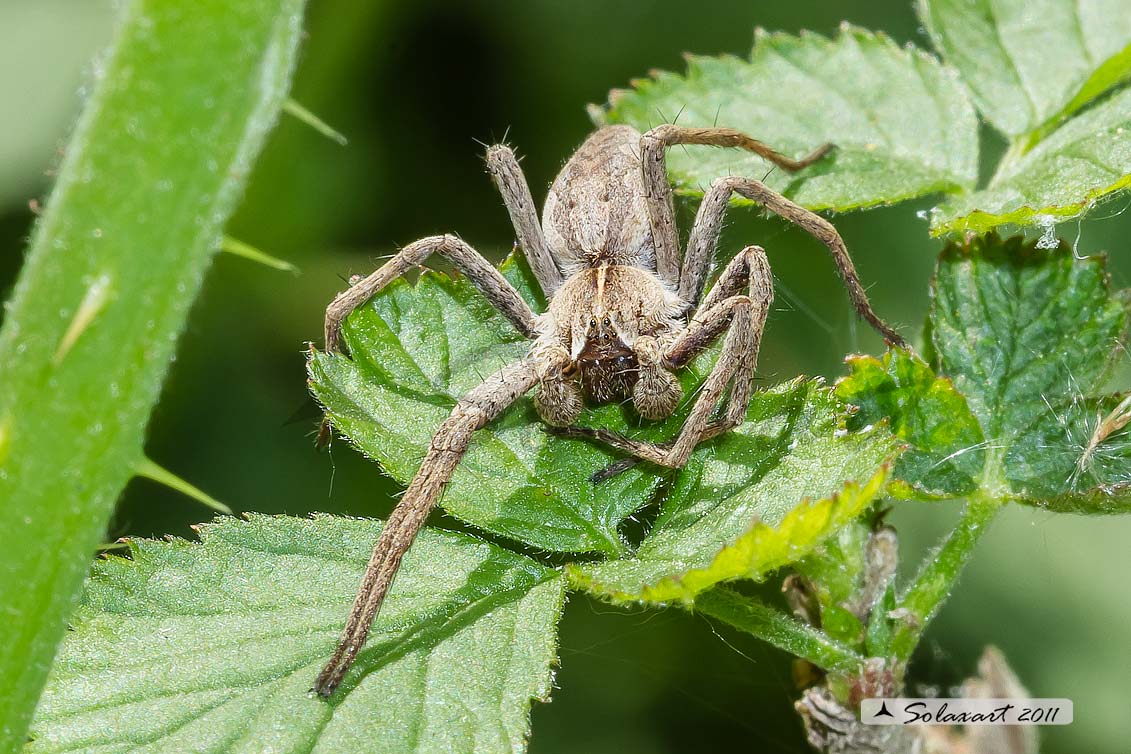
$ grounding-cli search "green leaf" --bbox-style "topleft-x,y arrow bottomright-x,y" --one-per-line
309,255 -> 721,556
0,1 -> 307,748
837,349 -> 985,499
932,236 -> 1126,444
840,235 -> 1130,511
692,588 -> 866,674
920,0 -> 1131,234
792,522 -> 871,647
596,24 -> 978,211
932,87 -> 1131,235
1005,392 -> 1131,511
569,380 -> 899,603
918,0 -> 1131,138
27,515 -> 565,754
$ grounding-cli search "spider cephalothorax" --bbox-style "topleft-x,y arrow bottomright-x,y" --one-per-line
314,123 -> 906,696
535,259 -> 683,423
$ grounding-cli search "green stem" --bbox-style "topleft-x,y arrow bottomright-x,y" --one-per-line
694,587 -> 866,674
891,493 -> 1001,661
0,2 -> 306,749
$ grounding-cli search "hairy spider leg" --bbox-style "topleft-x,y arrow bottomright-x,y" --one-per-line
485,144 -> 565,295
314,358 -> 540,696
639,123 -> 832,289
323,234 -> 539,355
638,124 -> 905,347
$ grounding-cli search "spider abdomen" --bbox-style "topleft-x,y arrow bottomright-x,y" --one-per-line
542,125 -> 655,270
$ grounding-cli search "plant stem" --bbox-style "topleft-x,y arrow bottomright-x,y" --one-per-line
0,1 -> 306,749
694,587 -> 866,674
891,493 -> 1001,661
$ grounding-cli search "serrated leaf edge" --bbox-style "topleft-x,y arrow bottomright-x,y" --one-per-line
591,21 -> 978,206
567,459 -> 894,605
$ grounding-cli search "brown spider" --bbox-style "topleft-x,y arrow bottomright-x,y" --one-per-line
313,124 -> 905,695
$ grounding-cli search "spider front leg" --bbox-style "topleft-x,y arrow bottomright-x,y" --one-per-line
314,358 -> 540,696
686,175 -> 906,347
323,234 -> 540,354
555,246 -> 772,471
639,124 -> 904,347
639,123 -> 832,288
485,144 -> 565,295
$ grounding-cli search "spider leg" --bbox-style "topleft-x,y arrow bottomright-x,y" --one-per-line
639,123 -> 831,291
324,234 -> 540,355
556,247 -> 773,471
639,124 -> 903,347
314,358 -> 540,696
485,144 -> 565,295
691,175 -> 905,347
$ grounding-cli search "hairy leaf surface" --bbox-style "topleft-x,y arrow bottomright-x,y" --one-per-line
839,235 -> 1130,510
932,87 -> 1131,234
28,515 -> 565,754
596,24 -> 978,211
837,349 -> 985,499
570,380 -> 898,603
600,14 -> 1131,236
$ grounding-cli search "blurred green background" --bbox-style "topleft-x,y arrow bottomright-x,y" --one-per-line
2,1 -> 1130,752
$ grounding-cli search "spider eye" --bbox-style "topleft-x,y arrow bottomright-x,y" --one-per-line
602,316 -> 611,327
588,317 -> 597,329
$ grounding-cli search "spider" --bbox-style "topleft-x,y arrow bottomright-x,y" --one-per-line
313,123 -> 905,695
